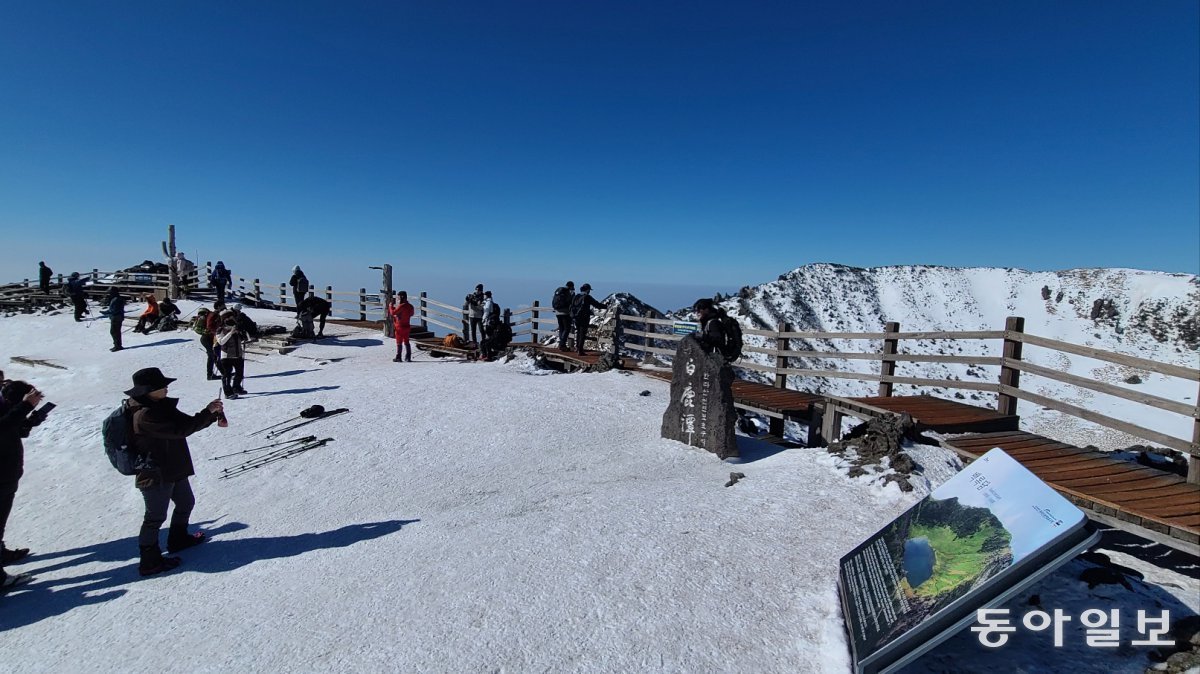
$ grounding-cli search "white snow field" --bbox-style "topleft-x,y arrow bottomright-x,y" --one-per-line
0,303 -> 1195,673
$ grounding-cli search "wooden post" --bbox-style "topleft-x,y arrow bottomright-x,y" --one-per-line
162,224 -> 179,300
998,316 -> 1025,417
279,283 -> 287,307
253,279 -> 261,304
381,264 -> 394,338
878,321 -> 900,397
769,322 -> 790,437
359,289 -> 367,321
22,278 -> 28,288
91,268 -> 98,282
325,285 -> 333,302
819,403 -> 845,445
531,300 -> 540,344
419,291 -> 428,330
205,262 -> 212,288
1189,379 -> 1199,484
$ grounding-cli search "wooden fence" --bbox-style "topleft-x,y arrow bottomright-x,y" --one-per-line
619,314 -> 1200,483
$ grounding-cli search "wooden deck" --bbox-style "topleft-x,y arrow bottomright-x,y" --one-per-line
942,431 -> 1199,554
848,395 -> 1020,434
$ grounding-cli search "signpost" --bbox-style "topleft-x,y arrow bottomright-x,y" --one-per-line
839,448 -> 1100,673
672,321 -> 699,336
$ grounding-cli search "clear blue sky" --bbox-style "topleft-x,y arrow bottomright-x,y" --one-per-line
1,1 -> 1196,310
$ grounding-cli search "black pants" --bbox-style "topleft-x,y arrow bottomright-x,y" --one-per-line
293,290 -> 304,307
134,314 -> 155,333
556,314 -> 571,349
110,319 -> 123,349
200,334 -> 217,376
138,478 -> 195,547
39,280 -> 49,293
72,295 -> 86,321
220,357 -> 245,394
0,480 -> 16,581
574,317 -> 590,354
215,283 -> 227,304
469,317 -> 482,343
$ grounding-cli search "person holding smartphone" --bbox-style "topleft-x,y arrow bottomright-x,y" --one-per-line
0,380 -> 48,591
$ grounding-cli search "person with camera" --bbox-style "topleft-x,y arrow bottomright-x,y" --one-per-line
125,368 -> 223,576
216,312 -> 249,398
0,380 -> 50,591
465,284 -> 485,344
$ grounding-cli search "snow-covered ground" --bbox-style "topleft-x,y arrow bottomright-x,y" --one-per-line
0,302 -> 1195,673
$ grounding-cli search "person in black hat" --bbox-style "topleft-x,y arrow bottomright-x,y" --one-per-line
465,283 -> 485,344
0,380 -> 45,591
691,298 -> 728,354
66,272 -> 87,322
568,283 -> 605,355
37,261 -> 52,294
125,367 -> 223,576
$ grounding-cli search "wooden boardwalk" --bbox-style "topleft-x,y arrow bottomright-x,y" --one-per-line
941,431 -> 1199,554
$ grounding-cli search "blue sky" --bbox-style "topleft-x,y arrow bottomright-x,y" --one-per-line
1,1 -> 1196,310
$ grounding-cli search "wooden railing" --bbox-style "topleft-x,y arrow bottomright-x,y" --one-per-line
619,314 -> 1200,482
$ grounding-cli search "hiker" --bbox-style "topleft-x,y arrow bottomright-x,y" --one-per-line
193,308 -> 220,380
480,317 -> 513,361
692,298 -> 732,357
0,381 -> 47,590
217,314 -> 248,398
66,272 -> 87,322
551,281 -> 575,351
173,253 -> 195,291
480,291 -> 496,342
206,302 -> 226,365
230,304 -> 259,341
154,297 -> 181,332
289,266 -> 310,307
210,261 -> 232,304
106,287 -> 126,351
388,292 -> 415,362
297,295 -> 331,338
133,294 -> 160,334
37,262 -> 52,294
125,367 -> 222,576
569,283 -> 605,355
465,284 -> 485,344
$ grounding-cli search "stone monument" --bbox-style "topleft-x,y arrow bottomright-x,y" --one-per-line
660,334 -> 738,459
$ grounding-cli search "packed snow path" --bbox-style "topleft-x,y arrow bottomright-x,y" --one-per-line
1,305 -> 1195,673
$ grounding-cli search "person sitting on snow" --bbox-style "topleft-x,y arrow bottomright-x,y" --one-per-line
133,294 -> 160,334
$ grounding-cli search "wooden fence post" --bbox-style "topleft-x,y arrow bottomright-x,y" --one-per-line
205,262 -> 212,288
279,283 -> 287,307
381,264 -> 394,339
253,279 -> 261,304
91,268 -> 98,282
22,279 -> 29,288
879,321 -> 900,397
769,322 -> 790,437
359,288 -> 367,321
998,316 -> 1025,416
419,291 -> 428,331
531,300 -> 540,344
611,314 -> 623,359
503,307 -> 512,327
1190,379 -> 1199,484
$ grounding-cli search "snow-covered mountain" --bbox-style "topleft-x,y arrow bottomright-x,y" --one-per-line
656,264 -> 1199,452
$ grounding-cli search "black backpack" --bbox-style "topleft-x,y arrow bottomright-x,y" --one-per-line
552,287 -> 572,312
569,294 -> 587,318
718,312 -> 743,362
102,401 -> 153,475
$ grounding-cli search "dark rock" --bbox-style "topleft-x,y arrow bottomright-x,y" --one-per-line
1055,290 -> 1064,303
1090,298 -> 1119,322
660,335 -> 738,459
1041,285 -> 1051,300
882,474 -> 913,492
725,472 -> 746,487
847,466 -> 868,478
1124,374 -> 1142,384
639,390 -> 651,397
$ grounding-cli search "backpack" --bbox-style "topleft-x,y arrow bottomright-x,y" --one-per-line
569,294 -> 587,318
193,313 -> 209,335
718,311 -> 743,362
102,402 -> 152,476
552,287 -> 572,312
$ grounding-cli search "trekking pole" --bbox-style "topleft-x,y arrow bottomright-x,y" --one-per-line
264,408 -> 349,439
209,435 -> 315,460
219,438 -> 334,478
248,415 -> 303,437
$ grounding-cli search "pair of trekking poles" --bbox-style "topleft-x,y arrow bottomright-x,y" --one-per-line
215,435 -> 334,478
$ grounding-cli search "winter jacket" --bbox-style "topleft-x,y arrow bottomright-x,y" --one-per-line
66,277 -> 86,298
570,293 -> 605,321
39,265 -> 52,285
299,296 -> 331,316
697,314 -> 728,354
217,326 -> 247,359
129,397 -> 216,483
389,302 -> 415,334
466,291 -> 484,318
107,294 -> 126,321
159,298 -> 180,317
140,296 -> 160,318
481,298 -> 495,325
290,271 -> 310,296
205,311 -> 224,335
210,265 -> 231,286
0,400 -> 34,482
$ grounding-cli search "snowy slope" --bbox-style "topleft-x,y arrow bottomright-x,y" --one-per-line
0,304 -> 1195,673
684,265 -> 1198,452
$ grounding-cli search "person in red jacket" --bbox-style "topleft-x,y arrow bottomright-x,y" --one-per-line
132,294 -> 160,334
388,292 -> 415,362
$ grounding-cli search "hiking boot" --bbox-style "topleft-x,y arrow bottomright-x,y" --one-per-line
207,374 -> 220,381
110,346 -> 123,352
1,546 -> 30,564
0,572 -> 33,592
393,356 -> 402,362
166,527 -> 207,553
405,356 -> 412,363
138,545 -> 182,577
235,387 -> 248,395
